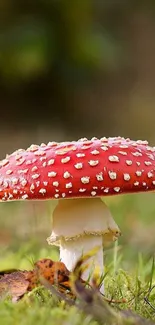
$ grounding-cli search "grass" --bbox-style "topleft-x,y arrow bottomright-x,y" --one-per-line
0,193 -> 155,324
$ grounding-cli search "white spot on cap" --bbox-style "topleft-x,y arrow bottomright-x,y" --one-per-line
3,181 -> 8,188
32,174 -> 40,179
22,194 -> 28,200
76,153 -> 85,158
21,179 -> 27,187
100,137 -> 107,141
42,162 -> 47,167
118,151 -> 127,155
91,150 -> 99,155
32,166 -> 38,172
56,149 -> 68,155
96,173 -> 103,181
79,188 -> 86,193
137,140 -> 148,145
43,181 -> 48,186
78,137 -> 88,142
101,146 -> 108,151
39,188 -> 46,194
132,152 -> 142,157
88,160 -> 99,167
81,176 -> 90,184
30,184 -> 35,191
48,159 -> 55,166
126,160 -> 132,166
36,181 -> 40,187
114,187 -> 120,192
62,193 -> 66,198
63,171 -> 71,178
48,171 -> 57,177
26,160 -> 33,165
108,171 -> 117,180
104,188 -> 109,193
91,191 -> 96,196
136,171 -> 142,177
134,181 -> 139,186
40,157 -> 46,162
18,169 -> 28,174
48,141 -> 57,147
11,178 -> 18,185
28,144 -> 38,152
66,182 -> 72,189
6,170 -> 13,175
147,154 -> 154,160
148,172 -> 153,178
74,163 -> 83,169
124,173 -> 130,181
15,154 -> 22,161
70,145 -> 77,151
55,194 -> 59,198
61,157 -> 70,163
152,181 -> 155,185
13,189 -> 18,194
108,155 -> 119,162
16,158 -> 26,166
145,161 -> 152,166
53,181 -> 59,187
143,182 -> 146,186
136,162 -> 140,166
34,150 -> 45,156
119,145 -> 128,149
91,137 -> 98,141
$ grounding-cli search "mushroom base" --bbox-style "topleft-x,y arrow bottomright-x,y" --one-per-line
60,235 -> 104,291
47,198 -> 121,294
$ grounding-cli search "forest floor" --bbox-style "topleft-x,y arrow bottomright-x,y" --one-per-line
0,193 -> 155,324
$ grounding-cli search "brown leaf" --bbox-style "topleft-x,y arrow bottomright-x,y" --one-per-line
0,258 -> 72,301
34,259 -> 71,292
0,271 -> 29,302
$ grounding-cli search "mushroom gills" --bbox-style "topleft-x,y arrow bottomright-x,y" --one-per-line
47,198 -> 121,293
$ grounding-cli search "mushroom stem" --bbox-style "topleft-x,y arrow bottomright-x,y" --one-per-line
47,198 -> 121,294
60,235 -> 104,291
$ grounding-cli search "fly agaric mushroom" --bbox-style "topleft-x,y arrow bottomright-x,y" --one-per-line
0,136 -> 155,293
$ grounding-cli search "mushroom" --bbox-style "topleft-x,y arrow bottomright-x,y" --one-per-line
0,136 -> 155,293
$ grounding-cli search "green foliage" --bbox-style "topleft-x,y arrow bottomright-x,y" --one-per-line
0,0 -> 125,84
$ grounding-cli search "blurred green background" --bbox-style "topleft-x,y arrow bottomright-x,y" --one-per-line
0,0 -> 155,269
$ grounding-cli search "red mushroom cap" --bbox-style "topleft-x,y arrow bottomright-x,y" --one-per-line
0,137 -> 155,201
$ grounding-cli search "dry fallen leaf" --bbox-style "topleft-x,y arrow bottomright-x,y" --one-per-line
35,259 -> 70,285
0,271 -> 29,302
0,258 -> 71,301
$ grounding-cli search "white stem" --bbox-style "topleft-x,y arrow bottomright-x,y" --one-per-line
60,235 -> 104,292
47,198 -> 120,294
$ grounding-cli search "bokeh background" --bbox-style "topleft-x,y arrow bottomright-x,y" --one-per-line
0,0 -> 155,270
